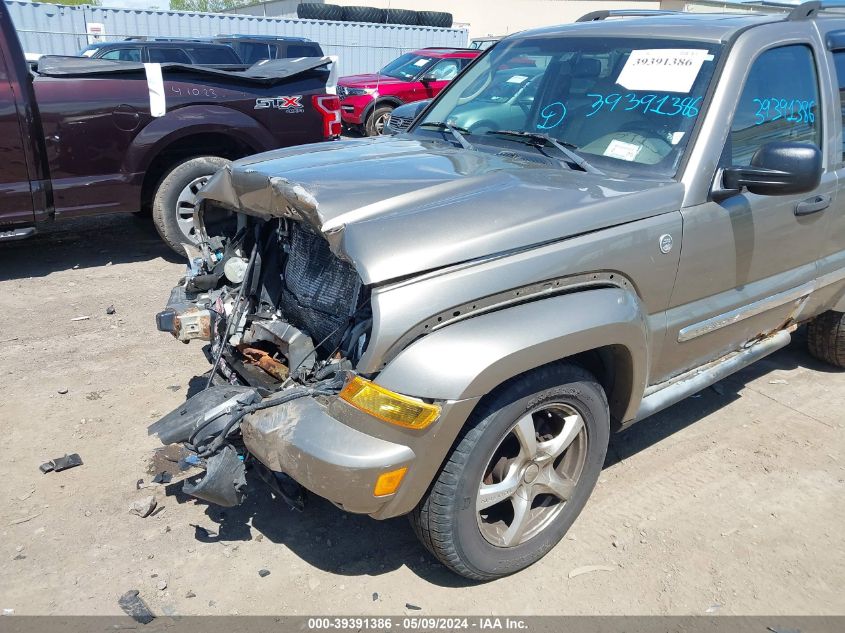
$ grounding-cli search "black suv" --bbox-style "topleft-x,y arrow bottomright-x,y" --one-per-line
80,40 -> 242,65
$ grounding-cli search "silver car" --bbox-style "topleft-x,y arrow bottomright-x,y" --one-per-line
153,5 -> 845,580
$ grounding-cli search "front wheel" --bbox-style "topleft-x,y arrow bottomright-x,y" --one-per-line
410,364 -> 610,580
152,156 -> 230,254
365,105 -> 394,136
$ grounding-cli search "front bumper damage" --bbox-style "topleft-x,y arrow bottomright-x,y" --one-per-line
150,166 -> 430,518
149,383 -> 415,515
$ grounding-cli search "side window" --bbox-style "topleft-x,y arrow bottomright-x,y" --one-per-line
238,43 -> 273,64
148,48 -> 191,64
427,59 -> 461,81
831,50 -> 845,160
286,43 -> 321,58
100,48 -> 141,62
729,45 -> 820,166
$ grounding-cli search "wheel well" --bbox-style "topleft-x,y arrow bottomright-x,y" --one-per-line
365,99 -> 403,121
568,345 -> 634,430
140,133 -> 257,213
468,346 -> 635,433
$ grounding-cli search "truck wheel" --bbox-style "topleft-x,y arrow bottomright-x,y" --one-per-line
365,105 -> 394,136
410,363 -> 609,580
152,156 -> 230,255
807,311 -> 845,368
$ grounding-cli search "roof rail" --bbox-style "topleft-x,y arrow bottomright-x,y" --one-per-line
575,9 -> 679,23
787,0 -> 845,20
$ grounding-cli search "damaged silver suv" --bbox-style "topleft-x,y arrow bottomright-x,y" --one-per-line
152,4 -> 845,580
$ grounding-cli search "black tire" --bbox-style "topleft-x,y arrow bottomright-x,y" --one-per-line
297,3 -> 344,21
410,363 -> 610,580
365,104 -> 394,136
416,10 -> 453,28
385,8 -> 417,25
341,6 -> 386,23
152,156 -> 230,255
807,311 -> 845,368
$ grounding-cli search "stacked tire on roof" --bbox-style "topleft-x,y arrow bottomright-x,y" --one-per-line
297,3 -> 453,28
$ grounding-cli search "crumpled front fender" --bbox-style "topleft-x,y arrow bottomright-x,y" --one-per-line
375,288 -> 649,423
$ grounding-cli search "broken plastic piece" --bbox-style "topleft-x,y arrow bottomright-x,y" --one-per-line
179,453 -> 202,470
152,471 -> 172,484
182,445 -> 246,507
39,453 -> 83,474
118,589 -> 155,624
148,385 -> 260,446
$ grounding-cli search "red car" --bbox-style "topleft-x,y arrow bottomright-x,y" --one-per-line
338,47 -> 480,136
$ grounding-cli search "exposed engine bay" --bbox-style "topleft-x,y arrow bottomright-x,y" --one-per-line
152,201 -> 379,509
157,212 -> 372,393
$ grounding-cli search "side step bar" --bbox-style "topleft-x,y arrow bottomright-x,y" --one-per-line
636,329 -> 792,421
0,227 -> 36,242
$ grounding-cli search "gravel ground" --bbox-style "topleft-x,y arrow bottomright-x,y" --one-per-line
0,213 -> 843,616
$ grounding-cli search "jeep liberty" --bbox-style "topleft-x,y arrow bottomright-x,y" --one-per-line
152,3 -> 845,579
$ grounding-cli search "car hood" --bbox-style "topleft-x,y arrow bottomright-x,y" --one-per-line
198,137 -> 684,285
339,73 -> 407,90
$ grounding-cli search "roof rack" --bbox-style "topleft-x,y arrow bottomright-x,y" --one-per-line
787,0 -> 845,19
575,9 -> 679,23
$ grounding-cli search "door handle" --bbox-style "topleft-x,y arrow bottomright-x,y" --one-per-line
795,193 -> 831,216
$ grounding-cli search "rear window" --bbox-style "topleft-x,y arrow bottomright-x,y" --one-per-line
286,43 -> 323,58
183,46 -> 241,64
148,48 -> 191,64
237,42 -> 276,64
99,48 -> 142,62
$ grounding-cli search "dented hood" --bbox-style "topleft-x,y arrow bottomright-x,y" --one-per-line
198,137 -> 684,285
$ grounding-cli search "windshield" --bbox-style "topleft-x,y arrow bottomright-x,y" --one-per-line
415,36 -> 722,177
380,52 -> 436,80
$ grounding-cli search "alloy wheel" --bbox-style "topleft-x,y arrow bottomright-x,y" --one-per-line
476,403 -> 587,547
374,111 -> 391,134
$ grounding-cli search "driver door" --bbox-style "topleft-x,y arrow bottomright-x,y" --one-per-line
0,46 -> 34,227
655,43 -> 834,382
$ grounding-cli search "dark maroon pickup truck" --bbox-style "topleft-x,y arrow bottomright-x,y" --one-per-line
0,4 -> 341,252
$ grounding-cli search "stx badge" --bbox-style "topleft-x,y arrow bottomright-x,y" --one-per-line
255,96 -> 304,112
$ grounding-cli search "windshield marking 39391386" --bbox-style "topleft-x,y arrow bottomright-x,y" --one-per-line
412,36 -> 721,177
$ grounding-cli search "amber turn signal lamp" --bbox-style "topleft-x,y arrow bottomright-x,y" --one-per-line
374,467 -> 408,497
339,376 -> 440,429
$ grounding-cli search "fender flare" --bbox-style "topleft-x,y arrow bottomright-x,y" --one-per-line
833,287 -> 845,312
375,288 -> 650,424
124,105 -> 275,175
361,96 -> 404,124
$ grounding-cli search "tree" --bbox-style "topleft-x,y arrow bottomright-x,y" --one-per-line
38,0 -> 101,5
169,0 -> 248,11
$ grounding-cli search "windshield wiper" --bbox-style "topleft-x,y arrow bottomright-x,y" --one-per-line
419,121 -> 475,151
487,130 -> 603,175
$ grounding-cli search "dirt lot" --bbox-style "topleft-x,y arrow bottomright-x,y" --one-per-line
0,213 -> 843,617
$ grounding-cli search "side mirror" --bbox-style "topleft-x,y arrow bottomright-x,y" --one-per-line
421,74 -> 437,84
722,141 -> 821,196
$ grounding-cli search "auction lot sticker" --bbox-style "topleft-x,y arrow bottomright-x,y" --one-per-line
616,49 -> 711,93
